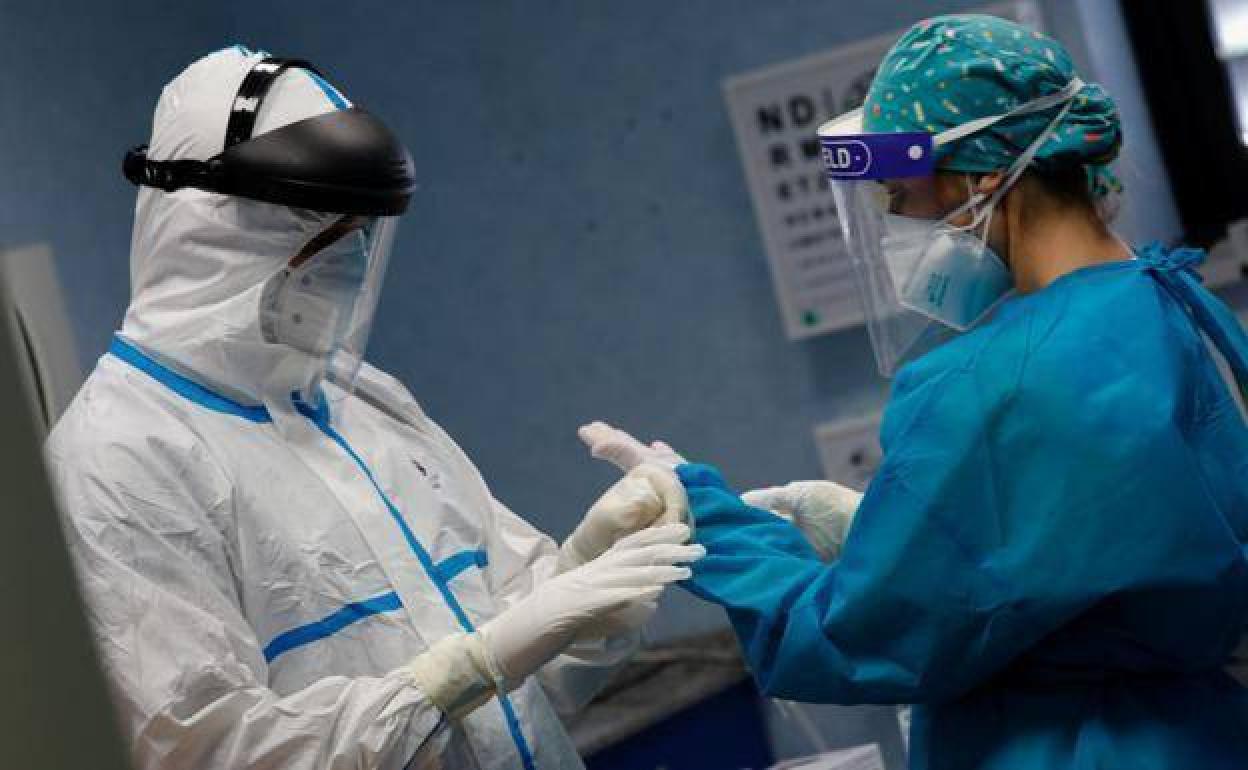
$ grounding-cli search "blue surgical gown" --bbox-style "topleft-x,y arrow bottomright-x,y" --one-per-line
680,245 -> 1248,769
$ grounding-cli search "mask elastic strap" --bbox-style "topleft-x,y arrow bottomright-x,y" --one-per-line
933,76 -> 1085,147
991,97 -> 1078,204
975,181 -> 1000,263
947,94 -> 1079,233
290,215 -> 366,268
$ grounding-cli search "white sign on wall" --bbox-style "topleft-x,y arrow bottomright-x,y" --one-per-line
723,1 -> 1039,340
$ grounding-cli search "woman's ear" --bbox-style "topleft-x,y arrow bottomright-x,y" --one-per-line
974,171 -> 1007,199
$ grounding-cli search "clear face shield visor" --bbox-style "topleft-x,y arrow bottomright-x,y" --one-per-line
823,133 -> 1010,377
259,213 -> 399,396
818,78 -> 1083,377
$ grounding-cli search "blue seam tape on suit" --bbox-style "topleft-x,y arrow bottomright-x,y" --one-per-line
296,401 -> 538,770
111,334 -> 537,770
109,335 -> 272,423
263,591 -> 403,663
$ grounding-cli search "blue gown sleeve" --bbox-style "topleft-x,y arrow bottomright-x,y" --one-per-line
679,457 -> 1035,705
679,316 -> 1244,705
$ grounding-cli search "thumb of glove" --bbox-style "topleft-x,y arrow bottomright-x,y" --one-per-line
741,486 -> 797,519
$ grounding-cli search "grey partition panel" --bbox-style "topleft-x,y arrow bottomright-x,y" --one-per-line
0,272 -> 130,769
0,243 -> 83,435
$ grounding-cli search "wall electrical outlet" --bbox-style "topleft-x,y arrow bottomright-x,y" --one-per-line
812,414 -> 883,489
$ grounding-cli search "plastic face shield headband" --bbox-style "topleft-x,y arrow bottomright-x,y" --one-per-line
121,57 -> 416,216
818,78 -> 1084,376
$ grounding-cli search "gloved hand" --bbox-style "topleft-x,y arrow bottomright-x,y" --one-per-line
578,423 -> 861,562
741,481 -> 863,562
578,420 -> 687,471
558,462 -> 689,572
403,524 -> 703,718
565,424 -> 694,642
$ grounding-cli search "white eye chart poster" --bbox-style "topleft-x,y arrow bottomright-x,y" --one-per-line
813,414 -> 883,490
722,1 -> 1039,340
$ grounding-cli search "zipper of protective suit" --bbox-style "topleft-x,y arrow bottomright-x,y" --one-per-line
293,398 -> 540,770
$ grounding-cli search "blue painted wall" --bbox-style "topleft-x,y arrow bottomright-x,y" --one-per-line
0,0 -> 231,366
0,2 -> 1182,765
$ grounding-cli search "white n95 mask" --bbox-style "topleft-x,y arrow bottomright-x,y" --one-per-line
258,214 -> 399,400
260,223 -> 369,357
880,179 -> 1014,331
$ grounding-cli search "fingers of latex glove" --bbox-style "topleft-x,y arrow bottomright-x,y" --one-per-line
559,467 -> 679,571
560,585 -> 665,618
585,525 -> 703,578
483,526 -> 702,684
787,480 -> 865,513
606,521 -> 695,551
798,479 -> 863,507
647,440 -> 687,465
628,464 -> 691,527
588,466 -> 685,535
482,585 -> 662,684
742,481 -> 863,520
578,421 -> 685,471
595,473 -> 664,531
596,541 -> 704,572
577,563 -> 694,590
562,474 -> 658,569
750,481 -> 862,561
741,486 -> 797,518
578,421 -> 650,470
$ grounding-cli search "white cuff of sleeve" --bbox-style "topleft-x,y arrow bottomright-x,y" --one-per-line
402,632 -> 504,720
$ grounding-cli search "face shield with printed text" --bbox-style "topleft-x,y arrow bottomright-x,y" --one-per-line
819,77 -> 1084,376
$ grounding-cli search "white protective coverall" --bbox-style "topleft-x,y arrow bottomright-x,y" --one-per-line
46,46 -> 641,770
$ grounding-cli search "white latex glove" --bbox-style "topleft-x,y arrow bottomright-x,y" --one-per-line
741,480 -> 863,562
577,423 -> 860,561
403,524 -> 703,718
558,459 -> 690,572
578,420 -> 687,471
565,425 -> 693,640
486,523 -> 702,682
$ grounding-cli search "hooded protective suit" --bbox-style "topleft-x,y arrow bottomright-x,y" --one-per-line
46,47 -> 638,770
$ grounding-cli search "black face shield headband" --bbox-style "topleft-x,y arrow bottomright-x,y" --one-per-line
123,57 -> 416,216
